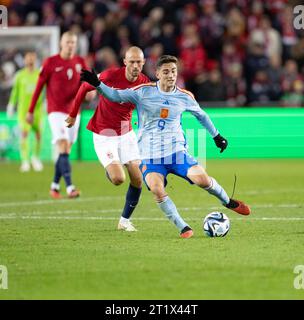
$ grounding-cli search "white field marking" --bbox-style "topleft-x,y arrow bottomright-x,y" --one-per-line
149,204 -> 303,211
1,188 -> 302,208
241,189 -> 304,195
0,196 -> 123,207
0,215 -> 303,221
0,203 -> 302,216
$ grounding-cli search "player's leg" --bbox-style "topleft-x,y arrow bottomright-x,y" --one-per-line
187,164 -> 251,215
19,129 -> 30,172
48,112 -> 79,199
117,161 -> 142,231
93,132 -> 139,231
31,122 -> 43,172
58,138 -> 80,198
62,113 -> 81,198
144,171 -> 193,238
18,115 -> 31,172
105,163 -> 126,185
93,132 -> 125,185
118,131 -> 143,231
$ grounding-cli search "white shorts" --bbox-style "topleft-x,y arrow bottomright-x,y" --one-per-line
93,130 -> 140,168
48,112 -> 80,144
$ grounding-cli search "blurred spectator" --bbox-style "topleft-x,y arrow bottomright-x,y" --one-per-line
87,18 -> 108,53
225,62 -> 247,106
24,12 -> 39,26
115,25 -> 132,58
94,47 -> 119,71
249,70 -> 273,104
279,5 -> 299,62
247,1 -> 265,31
138,19 -> 154,48
195,68 -> 226,102
245,41 -> 269,90
249,15 -> 282,60
41,1 -> 60,26
61,2 -> 77,31
291,37 -> 304,73
219,0 -> 250,16
157,23 -> 178,56
199,0 -> 225,59
8,9 -> 23,26
144,43 -> 164,81
267,55 -> 283,101
225,7 -> 246,40
147,7 -> 164,40
179,24 -> 207,91
281,79 -> 304,107
225,8 -> 247,59
267,0 -> 289,30
82,2 -> 97,31
281,59 -> 303,95
221,41 -> 243,78
180,3 -> 199,27
70,24 -> 89,57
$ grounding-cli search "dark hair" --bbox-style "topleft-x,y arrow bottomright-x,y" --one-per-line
156,55 -> 178,69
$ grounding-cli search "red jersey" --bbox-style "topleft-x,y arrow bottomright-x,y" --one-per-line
70,67 -> 149,136
29,54 -> 87,114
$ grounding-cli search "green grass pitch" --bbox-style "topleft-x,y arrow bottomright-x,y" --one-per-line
0,159 -> 304,300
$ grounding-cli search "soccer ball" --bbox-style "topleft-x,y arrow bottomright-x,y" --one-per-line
203,212 -> 230,237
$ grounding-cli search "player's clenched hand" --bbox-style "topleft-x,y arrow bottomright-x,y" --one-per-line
65,116 -> 76,128
26,112 -> 33,125
80,69 -> 100,87
213,133 -> 228,153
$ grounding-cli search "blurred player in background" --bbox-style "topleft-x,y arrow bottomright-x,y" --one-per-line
66,46 -> 149,231
7,50 -> 44,173
26,31 -> 87,199
80,55 -> 251,238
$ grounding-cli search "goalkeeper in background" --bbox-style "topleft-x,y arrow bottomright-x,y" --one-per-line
7,51 -> 44,172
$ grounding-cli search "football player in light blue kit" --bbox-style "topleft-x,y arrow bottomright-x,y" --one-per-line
80,55 -> 251,238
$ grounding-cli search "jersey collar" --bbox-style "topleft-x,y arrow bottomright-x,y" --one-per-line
156,81 -> 176,95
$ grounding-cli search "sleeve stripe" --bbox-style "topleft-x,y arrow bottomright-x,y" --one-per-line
177,87 -> 195,100
132,82 -> 156,90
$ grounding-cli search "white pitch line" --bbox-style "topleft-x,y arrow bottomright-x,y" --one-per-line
0,196 -> 123,207
241,189 -> 304,195
150,204 -> 303,211
0,203 -> 302,216
0,194 -> 302,209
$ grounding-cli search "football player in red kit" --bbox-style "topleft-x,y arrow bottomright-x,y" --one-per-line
66,46 -> 149,231
27,31 -> 87,199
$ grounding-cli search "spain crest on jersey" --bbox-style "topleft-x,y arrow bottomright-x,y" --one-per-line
160,108 -> 169,119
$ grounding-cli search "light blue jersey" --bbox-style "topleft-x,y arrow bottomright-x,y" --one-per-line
97,81 -> 218,159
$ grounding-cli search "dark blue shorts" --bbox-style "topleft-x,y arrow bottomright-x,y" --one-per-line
139,151 -> 198,189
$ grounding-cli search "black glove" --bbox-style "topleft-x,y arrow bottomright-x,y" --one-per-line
80,69 -> 100,87
213,133 -> 228,153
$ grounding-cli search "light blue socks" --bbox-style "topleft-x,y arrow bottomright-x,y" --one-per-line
158,196 -> 188,231
204,177 -> 230,205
